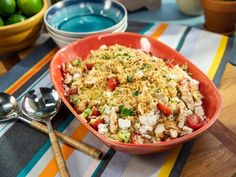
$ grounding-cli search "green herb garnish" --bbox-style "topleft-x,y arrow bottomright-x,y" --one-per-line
119,105 -> 134,116
71,59 -> 81,66
132,90 -> 140,96
127,75 -> 133,82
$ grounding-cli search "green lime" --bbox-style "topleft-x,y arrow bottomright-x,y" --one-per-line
5,14 -> 26,25
17,0 -> 42,17
0,16 -> 4,26
0,0 -> 16,16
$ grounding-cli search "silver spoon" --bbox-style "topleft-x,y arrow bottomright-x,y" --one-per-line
0,92 -> 102,159
21,87 -> 70,177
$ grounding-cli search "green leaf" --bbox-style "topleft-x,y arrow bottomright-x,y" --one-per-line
119,105 -> 134,116
127,75 -> 133,82
132,90 -> 140,97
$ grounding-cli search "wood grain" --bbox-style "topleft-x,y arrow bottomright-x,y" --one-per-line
0,55 -> 21,76
209,120 -> 236,155
30,120 -> 103,159
49,131 -> 70,177
181,64 -> 236,177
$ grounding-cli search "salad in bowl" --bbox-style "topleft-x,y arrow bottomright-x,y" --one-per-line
50,33 -> 221,154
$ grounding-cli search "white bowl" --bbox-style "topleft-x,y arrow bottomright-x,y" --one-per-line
49,33 -> 71,48
44,0 -> 128,38
47,20 -> 128,44
46,26 -> 79,42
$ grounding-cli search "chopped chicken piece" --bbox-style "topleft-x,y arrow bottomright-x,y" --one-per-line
155,124 -> 166,139
168,129 -> 178,138
103,115 -> 109,124
64,73 -> 72,84
156,93 -> 168,104
109,107 -> 118,133
76,100 -> 88,114
164,120 -> 178,130
178,86 -> 194,110
73,73 -> 81,80
195,100 -> 203,107
195,106 -> 205,117
84,77 -> 97,85
176,102 -> 186,128
132,132 -> 148,144
182,126 -> 193,135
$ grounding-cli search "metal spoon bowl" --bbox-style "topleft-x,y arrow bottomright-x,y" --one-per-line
21,88 -> 70,177
21,88 -> 61,121
0,93 -> 29,123
0,93 -> 18,119
0,92 -> 102,160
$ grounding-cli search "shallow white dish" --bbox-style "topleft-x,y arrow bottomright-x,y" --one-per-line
44,0 -> 128,38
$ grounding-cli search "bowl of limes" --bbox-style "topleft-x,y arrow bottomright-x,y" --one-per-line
0,0 -> 48,56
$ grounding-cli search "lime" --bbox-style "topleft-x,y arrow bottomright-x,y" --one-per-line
5,14 -> 26,25
17,0 -> 42,17
0,0 -> 16,16
0,16 -> 4,26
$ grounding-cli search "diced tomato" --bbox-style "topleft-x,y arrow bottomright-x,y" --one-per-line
90,105 -> 100,117
186,114 -> 203,130
107,77 -> 119,91
156,103 -> 172,116
68,87 -> 78,95
166,61 -> 174,68
89,118 -> 104,130
85,63 -> 94,70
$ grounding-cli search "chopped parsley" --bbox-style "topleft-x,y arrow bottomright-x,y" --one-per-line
132,90 -> 140,96
119,105 -> 134,116
127,75 -> 133,82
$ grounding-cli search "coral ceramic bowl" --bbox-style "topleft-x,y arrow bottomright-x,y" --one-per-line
50,33 -> 221,154
0,0 -> 48,56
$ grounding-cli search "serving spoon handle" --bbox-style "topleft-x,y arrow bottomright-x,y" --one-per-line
30,120 -> 102,159
47,121 -> 70,177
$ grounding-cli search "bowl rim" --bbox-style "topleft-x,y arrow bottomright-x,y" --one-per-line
0,0 -> 48,31
50,32 -> 222,148
47,20 -> 127,42
44,0 -> 127,36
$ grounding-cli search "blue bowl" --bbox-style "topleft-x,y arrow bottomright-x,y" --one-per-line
44,0 -> 127,37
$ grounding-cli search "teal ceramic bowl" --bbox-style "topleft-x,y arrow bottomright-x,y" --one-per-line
44,0 -> 127,37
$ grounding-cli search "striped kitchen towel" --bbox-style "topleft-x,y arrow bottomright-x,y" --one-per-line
0,22 -> 233,177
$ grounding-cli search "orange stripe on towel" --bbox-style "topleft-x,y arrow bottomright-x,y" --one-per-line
5,47 -> 58,94
39,124 -> 89,177
150,23 -> 168,39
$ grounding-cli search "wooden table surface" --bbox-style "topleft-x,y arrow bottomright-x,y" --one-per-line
0,54 -> 236,177
181,63 -> 236,177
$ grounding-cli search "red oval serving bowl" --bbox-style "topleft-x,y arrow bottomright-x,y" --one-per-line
50,32 -> 221,154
